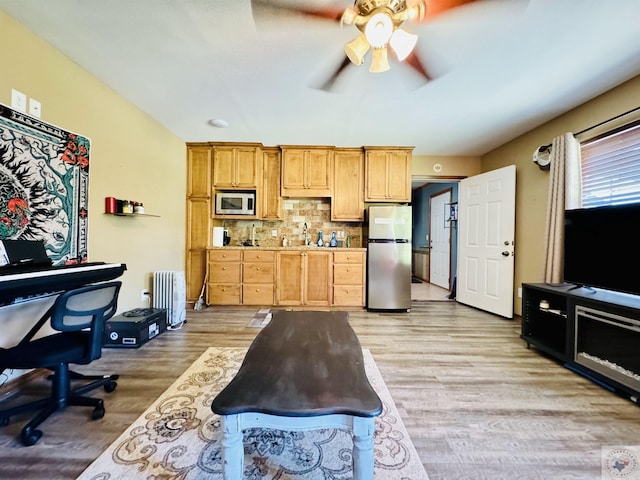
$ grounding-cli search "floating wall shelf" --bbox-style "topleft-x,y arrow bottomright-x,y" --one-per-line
105,212 -> 160,218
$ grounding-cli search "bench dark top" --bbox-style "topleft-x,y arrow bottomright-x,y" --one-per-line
211,310 -> 382,418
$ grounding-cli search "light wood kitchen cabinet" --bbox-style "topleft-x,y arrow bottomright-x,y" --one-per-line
276,251 -> 304,305
276,250 -> 332,306
186,198 -> 210,299
207,249 -> 242,305
332,148 -> 364,221
187,144 -> 212,197
242,250 -> 276,305
205,248 -> 365,307
212,143 -> 261,189
186,145 -> 212,301
261,147 -> 282,220
281,146 -> 333,197
364,147 -> 413,202
333,251 -> 366,306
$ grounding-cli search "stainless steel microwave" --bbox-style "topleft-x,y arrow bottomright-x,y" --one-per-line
215,191 -> 255,215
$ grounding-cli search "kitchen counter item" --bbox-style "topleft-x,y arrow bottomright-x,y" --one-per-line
213,227 -> 224,247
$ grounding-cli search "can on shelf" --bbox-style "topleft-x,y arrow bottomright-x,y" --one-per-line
105,196 -> 117,214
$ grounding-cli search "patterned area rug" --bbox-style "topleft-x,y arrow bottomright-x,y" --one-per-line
77,347 -> 429,479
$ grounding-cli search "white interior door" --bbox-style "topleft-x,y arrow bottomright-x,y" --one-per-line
429,191 -> 451,289
457,165 -> 516,318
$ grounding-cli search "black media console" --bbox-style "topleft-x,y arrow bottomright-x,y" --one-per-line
522,283 -> 640,405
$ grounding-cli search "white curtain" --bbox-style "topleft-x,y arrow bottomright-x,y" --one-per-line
543,133 -> 582,283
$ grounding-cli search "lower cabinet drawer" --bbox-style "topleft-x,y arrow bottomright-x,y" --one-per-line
333,285 -> 364,306
333,264 -> 364,285
208,284 -> 241,305
209,262 -> 241,283
243,263 -> 275,283
243,284 -> 275,305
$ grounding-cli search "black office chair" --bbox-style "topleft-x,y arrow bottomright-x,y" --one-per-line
0,281 -> 122,446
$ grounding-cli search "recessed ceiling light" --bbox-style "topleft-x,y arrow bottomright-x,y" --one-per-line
208,118 -> 229,128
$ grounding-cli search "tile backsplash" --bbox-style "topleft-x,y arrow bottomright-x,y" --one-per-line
220,198 -> 363,248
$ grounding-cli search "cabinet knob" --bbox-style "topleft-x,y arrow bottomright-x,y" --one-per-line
255,288 -> 260,292
222,267 -> 227,270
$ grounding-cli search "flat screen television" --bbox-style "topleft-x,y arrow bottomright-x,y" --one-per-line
563,203 -> 640,296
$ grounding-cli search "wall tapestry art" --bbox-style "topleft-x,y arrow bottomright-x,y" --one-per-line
0,104 -> 89,265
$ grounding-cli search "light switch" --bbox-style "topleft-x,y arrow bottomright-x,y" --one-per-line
29,98 -> 41,118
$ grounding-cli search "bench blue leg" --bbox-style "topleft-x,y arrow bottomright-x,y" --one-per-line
220,415 -> 243,479
352,416 -> 376,480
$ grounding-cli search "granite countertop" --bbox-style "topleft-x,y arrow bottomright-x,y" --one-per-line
208,246 -> 366,251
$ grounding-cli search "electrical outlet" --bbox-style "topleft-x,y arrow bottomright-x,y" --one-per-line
11,89 -> 27,113
141,289 -> 150,301
518,287 -> 522,298
271,229 -> 278,237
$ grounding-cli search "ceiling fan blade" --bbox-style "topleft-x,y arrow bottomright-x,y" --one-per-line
251,0 -> 345,22
404,51 -> 432,82
312,56 -> 352,91
419,0 -> 478,20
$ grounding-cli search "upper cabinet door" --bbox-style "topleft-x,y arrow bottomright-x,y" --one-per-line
364,147 -> 412,202
306,149 -> 332,191
235,147 -> 260,188
261,148 -> 282,220
187,145 -> 212,197
332,148 -> 364,222
213,144 -> 261,189
281,146 -> 333,197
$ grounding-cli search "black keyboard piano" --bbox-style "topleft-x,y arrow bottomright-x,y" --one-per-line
0,262 -> 127,306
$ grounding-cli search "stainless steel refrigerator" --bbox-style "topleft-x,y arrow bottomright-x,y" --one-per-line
367,205 -> 412,311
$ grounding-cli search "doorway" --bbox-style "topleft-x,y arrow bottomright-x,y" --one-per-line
411,180 -> 458,299
411,167 -> 515,316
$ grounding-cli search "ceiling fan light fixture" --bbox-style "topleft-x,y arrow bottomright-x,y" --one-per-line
345,34 -> 370,65
389,28 -> 417,61
364,12 -> 393,48
369,47 -> 390,73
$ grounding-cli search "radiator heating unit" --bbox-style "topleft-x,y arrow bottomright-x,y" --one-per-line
153,270 -> 186,329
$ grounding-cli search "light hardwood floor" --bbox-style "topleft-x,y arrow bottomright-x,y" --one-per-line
0,301 -> 638,479
411,281 -> 452,301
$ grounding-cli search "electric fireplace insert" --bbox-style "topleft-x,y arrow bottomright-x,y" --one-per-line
574,305 -> 640,395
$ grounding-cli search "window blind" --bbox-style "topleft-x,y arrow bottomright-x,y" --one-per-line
580,120 -> 640,207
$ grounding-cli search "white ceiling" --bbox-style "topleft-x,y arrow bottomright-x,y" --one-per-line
2,0 -> 640,156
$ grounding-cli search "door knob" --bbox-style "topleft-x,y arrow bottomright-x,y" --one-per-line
501,251 -> 510,257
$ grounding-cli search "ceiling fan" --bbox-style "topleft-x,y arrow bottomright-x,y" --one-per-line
251,0 -> 479,90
